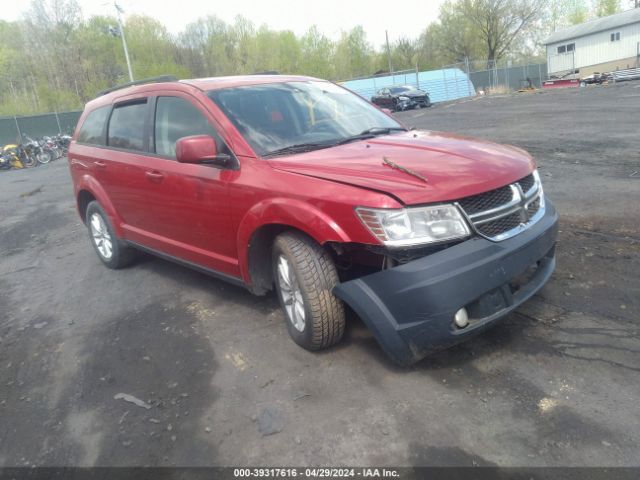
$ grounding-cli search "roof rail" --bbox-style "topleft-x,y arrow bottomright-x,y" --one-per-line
96,75 -> 179,97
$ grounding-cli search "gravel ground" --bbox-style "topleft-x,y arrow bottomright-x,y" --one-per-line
0,82 -> 638,467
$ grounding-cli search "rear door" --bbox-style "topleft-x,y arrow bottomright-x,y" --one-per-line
98,98 -> 157,231
137,93 -> 239,277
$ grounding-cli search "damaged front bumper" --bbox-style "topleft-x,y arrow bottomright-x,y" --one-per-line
334,200 -> 559,366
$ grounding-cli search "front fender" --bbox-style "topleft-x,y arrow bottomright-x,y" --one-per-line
236,198 -> 351,282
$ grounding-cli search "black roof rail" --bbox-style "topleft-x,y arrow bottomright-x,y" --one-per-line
96,75 -> 179,97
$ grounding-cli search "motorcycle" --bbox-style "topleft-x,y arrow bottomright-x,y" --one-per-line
0,144 -> 36,170
41,136 -> 62,160
22,137 -> 47,166
54,133 -> 71,155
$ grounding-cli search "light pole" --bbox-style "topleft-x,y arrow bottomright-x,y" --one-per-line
114,2 -> 134,82
385,30 -> 393,74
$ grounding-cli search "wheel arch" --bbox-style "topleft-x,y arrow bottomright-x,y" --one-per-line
237,199 -> 351,295
75,175 -> 124,237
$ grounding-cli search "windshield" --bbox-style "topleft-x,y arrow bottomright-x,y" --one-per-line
208,81 -> 403,157
389,86 -> 411,93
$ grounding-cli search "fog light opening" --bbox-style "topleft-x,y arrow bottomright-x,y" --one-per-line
454,308 -> 469,329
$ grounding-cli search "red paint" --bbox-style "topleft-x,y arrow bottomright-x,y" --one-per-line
175,135 -> 218,163
542,79 -> 580,89
68,75 -> 535,287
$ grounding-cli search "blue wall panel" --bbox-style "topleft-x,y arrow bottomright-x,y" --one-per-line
340,68 -> 476,103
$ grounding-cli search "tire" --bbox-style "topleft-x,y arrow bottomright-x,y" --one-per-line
85,201 -> 136,269
36,151 -> 52,164
23,155 -> 37,168
272,231 -> 345,351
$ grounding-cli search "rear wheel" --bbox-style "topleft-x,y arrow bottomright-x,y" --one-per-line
36,151 -> 52,164
272,232 -> 345,351
85,201 -> 136,269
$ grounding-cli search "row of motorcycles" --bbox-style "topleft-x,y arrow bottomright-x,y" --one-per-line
0,134 -> 71,171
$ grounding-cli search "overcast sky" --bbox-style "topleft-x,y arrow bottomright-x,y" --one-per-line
8,0 -> 445,48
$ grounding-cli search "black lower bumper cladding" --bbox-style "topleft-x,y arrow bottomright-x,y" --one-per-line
334,201 -> 559,366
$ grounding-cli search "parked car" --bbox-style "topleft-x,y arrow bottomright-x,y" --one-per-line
370,85 -> 431,111
68,74 -> 557,366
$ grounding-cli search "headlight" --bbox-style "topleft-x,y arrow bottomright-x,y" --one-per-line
398,96 -> 410,101
356,204 -> 471,247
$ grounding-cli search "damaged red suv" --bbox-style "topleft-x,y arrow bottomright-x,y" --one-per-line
68,74 -> 557,366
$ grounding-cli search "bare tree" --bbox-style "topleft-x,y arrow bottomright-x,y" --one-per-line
461,0 -> 545,67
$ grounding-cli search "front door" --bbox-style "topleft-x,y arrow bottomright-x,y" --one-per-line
135,94 -> 239,278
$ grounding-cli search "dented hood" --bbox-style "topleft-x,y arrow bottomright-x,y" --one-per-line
268,130 -> 536,205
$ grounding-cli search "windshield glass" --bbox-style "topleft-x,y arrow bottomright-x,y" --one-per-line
389,86 -> 411,93
208,81 -> 402,157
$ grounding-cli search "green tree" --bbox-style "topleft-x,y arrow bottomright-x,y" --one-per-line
333,26 -> 373,79
595,0 -> 621,16
299,26 -> 335,78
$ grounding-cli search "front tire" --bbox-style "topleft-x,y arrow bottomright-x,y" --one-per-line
36,151 -> 52,164
272,232 -> 345,351
85,201 -> 136,269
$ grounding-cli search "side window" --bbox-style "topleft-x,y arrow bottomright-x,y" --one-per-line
77,106 -> 110,145
107,101 -> 147,151
154,96 -> 223,159
557,45 -> 566,54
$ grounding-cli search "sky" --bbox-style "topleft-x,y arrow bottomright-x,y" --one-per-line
9,0 -> 445,48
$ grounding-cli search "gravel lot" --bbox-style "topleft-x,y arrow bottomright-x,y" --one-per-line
1,83 -> 638,467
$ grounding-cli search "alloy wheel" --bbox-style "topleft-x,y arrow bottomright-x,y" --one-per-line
277,255 -> 306,332
90,212 -> 113,260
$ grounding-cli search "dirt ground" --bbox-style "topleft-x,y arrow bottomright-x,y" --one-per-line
0,83 -> 638,467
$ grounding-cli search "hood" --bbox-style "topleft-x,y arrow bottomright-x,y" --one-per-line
268,130 -> 535,205
403,91 -> 426,98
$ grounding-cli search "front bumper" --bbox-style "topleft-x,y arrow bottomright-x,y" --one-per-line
334,200 -> 559,366
396,98 -> 417,110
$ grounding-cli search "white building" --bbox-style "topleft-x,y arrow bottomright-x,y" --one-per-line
545,9 -> 640,77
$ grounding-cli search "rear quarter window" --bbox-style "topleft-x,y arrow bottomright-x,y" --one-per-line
77,106 -> 110,145
107,101 -> 147,151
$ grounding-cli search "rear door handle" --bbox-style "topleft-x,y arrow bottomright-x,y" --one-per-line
94,160 -> 106,169
145,170 -> 164,182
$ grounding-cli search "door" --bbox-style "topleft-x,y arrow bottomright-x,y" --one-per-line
98,98 -> 155,230
379,88 -> 392,108
137,94 -> 239,277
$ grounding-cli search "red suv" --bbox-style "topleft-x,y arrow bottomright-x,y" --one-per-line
68,74 -> 557,366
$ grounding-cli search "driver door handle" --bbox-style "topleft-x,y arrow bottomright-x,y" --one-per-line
145,170 -> 164,182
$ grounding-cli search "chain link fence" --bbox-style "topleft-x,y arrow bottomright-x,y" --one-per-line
448,60 -> 548,94
0,111 -> 81,146
340,60 -> 548,102
1,60 -> 547,145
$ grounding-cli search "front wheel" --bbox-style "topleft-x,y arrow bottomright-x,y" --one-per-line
22,154 -> 38,168
272,232 -> 345,351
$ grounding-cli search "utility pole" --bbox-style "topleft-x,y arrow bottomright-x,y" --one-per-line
385,30 -> 393,74
114,2 -> 134,82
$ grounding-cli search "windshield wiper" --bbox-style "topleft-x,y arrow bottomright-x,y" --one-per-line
262,142 -> 334,158
333,127 -> 408,146
263,127 -> 408,157
359,127 -> 407,135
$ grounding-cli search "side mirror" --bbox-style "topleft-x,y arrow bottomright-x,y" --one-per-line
176,135 -> 231,167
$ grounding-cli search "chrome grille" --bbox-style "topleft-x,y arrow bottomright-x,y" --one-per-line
458,185 -> 513,215
457,171 -> 545,241
518,174 -> 535,194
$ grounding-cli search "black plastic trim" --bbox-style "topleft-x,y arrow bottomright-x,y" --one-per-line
126,241 -> 247,289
